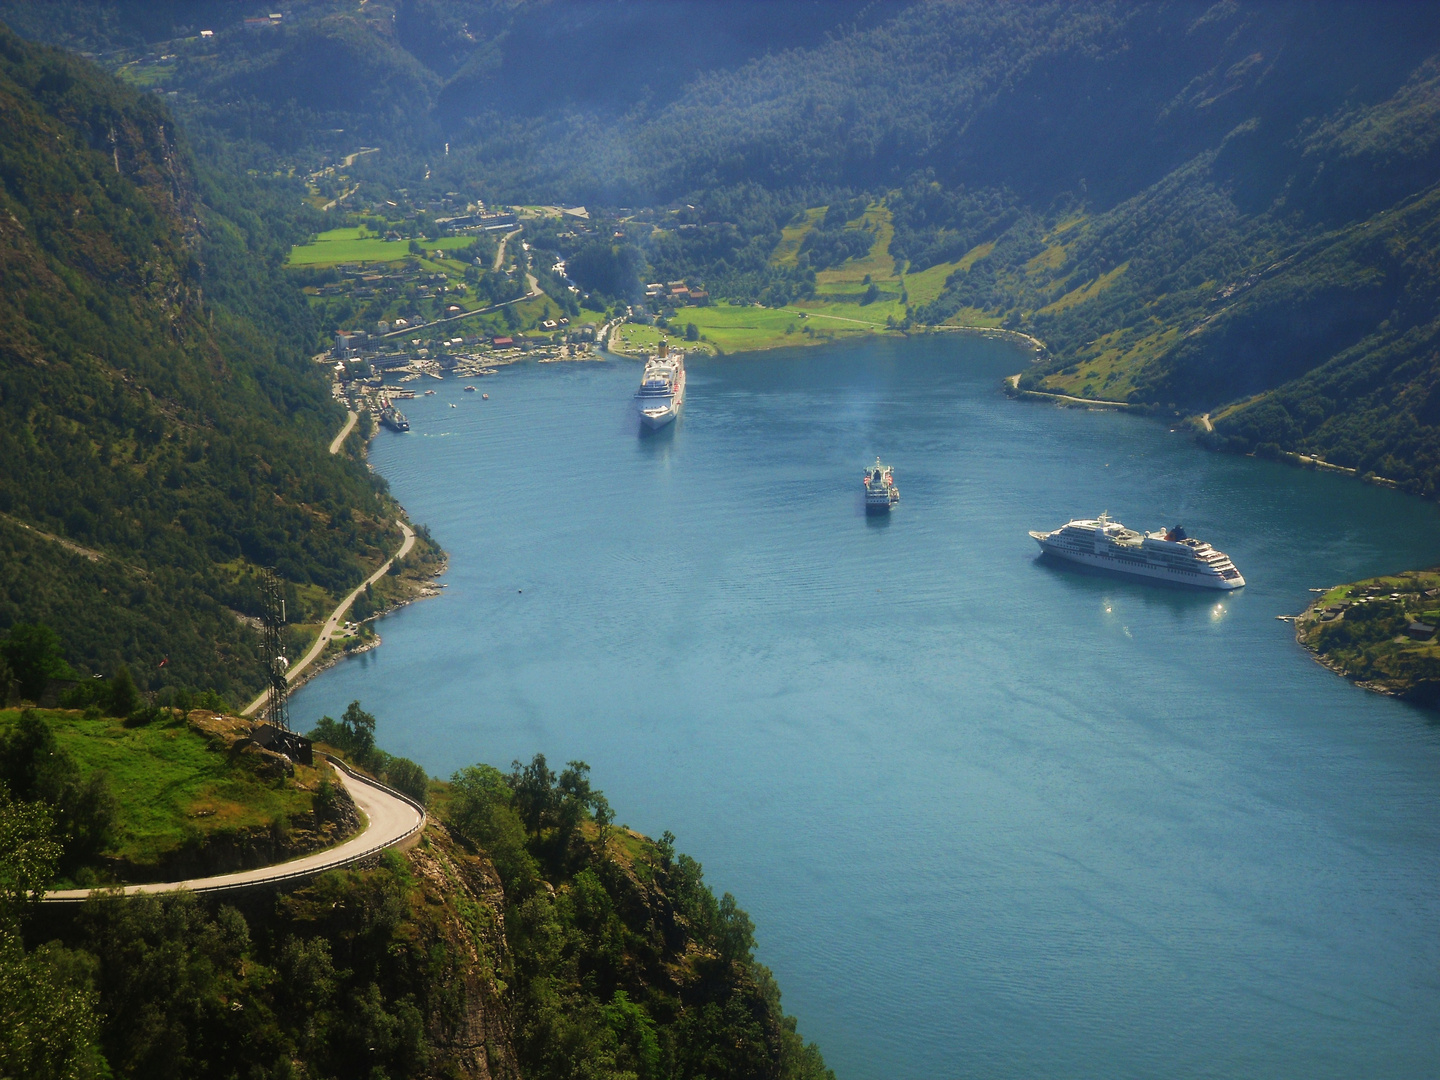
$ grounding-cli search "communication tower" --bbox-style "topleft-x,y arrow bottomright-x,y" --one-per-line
259,568 -> 291,732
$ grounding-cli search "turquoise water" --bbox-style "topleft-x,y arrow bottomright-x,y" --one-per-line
293,337 -> 1440,1080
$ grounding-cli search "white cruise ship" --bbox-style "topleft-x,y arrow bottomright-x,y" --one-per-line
635,339 -> 685,429
1029,513 -> 1245,589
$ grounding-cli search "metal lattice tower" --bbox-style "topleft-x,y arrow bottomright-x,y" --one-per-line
259,568 -> 291,731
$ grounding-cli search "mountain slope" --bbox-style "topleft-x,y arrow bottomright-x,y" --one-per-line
0,24 -> 398,698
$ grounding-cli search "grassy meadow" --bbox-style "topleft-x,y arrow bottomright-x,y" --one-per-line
0,708 -> 325,875
286,227 -> 477,266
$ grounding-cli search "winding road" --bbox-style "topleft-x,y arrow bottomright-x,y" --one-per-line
42,756 -> 425,902
329,410 -> 359,454
241,519 -> 415,718
493,227 -> 521,271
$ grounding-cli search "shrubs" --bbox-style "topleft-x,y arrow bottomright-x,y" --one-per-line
307,700 -> 430,806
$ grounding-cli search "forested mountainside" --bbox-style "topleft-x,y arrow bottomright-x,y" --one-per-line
9,1 -> 1440,492
0,24 -> 399,699
0,0 -> 882,161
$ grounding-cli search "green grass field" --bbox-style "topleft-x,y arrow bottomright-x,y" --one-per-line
1,708 -> 325,874
611,301 -> 898,356
287,228 -> 476,267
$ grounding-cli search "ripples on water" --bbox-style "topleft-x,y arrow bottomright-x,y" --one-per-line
293,336 -> 1440,1080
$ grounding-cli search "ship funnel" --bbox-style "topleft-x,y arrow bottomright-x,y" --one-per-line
658,338 -> 668,357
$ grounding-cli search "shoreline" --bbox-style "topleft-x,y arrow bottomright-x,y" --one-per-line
284,560 -> 449,700
1292,575 -> 1440,709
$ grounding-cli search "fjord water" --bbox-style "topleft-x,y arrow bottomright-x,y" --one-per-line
293,337 -> 1440,1080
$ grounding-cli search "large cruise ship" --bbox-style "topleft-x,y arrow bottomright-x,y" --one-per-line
1029,513 -> 1245,589
635,339 -> 685,429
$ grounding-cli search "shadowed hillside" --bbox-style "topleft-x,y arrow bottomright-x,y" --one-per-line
0,24 -> 402,698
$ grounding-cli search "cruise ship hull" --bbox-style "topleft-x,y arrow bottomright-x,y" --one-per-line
1031,534 -> 1245,589
639,399 -> 681,429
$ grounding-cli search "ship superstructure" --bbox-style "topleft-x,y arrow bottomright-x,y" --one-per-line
379,403 -> 410,431
635,338 -> 685,429
1029,513 -> 1244,589
863,458 -> 900,513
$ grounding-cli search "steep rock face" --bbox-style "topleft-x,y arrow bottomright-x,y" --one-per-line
404,826 -> 521,1080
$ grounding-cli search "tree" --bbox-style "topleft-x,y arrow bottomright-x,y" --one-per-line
373,752 -> 429,805
0,625 -> 73,701
308,699 -> 376,759
106,665 -> 141,717
447,763 -> 535,888
685,322 -> 699,341
0,793 -> 60,918
0,794 -> 104,1080
509,753 -> 555,833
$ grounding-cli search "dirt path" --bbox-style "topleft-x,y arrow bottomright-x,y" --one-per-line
42,756 -> 424,901
785,308 -> 883,328
241,520 -> 415,718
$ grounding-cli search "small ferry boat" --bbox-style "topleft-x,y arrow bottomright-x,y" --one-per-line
635,338 -> 685,429
1029,513 -> 1244,589
863,458 -> 900,513
379,404 -> 410,431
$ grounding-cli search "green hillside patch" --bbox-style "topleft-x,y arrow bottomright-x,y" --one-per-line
904,257 -> 968,307
1038,261 -> 1129,315
0,708 -> 350,885
773,206 -> 825,267
1041,323 -> 1178,399
1296,571 -> 1440,706
814,204 -> 901,292
1025,242 -> 1068,276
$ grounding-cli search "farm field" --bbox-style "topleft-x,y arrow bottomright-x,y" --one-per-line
287,227 -> 477,266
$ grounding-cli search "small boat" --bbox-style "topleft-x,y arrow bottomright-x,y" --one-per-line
449,403 -> 456,408
482,393 -> 489,400
424,389 -> 436,396
863,458 -> 899,513
464,385 -> 476,392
